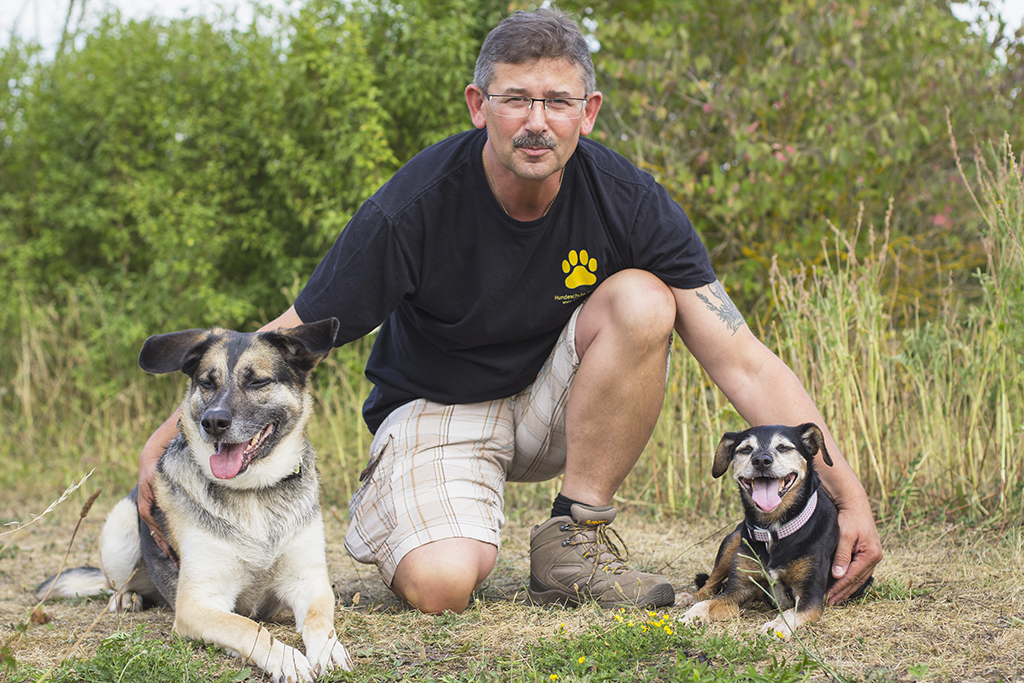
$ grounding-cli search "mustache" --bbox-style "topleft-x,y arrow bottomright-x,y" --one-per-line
513,132 -> 556,150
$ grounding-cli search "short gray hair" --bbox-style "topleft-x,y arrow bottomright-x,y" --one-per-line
474,7 -> 595,95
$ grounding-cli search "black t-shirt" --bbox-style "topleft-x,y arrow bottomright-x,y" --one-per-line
294,128 -> 717,432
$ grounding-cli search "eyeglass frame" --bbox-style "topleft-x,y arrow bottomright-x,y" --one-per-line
481,89 -> 590,119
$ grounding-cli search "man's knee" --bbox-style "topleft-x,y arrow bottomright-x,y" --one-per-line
391,538 -> 498,614
578,269 -> 675,353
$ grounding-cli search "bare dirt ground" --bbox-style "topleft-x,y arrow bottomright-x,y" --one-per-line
2,500 -> 1022,682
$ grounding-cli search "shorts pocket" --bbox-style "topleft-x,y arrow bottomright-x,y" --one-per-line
345,435 -> 397,561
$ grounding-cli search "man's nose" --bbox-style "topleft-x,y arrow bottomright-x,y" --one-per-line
524,100 -> 549,129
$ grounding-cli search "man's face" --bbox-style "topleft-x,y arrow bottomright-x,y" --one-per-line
468,58 -> 602,183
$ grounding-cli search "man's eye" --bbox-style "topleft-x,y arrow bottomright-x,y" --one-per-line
547,99 -> 570,107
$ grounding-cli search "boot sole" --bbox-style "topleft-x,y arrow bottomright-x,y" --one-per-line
528,581 -> 675,610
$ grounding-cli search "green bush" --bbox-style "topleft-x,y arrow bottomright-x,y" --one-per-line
563,0 -> 1022,312
0,3 -> 394,349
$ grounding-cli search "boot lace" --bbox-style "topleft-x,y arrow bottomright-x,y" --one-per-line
560,520 -> 632,578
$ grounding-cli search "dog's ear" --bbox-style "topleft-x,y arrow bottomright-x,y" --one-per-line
798,422 -> 832,467
712,432 -> 740,478
263,318 -> 340,373
139,329 -> 216,377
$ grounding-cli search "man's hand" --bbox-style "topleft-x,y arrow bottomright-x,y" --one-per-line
138,409 -> 180,559
828,504 -> 883,605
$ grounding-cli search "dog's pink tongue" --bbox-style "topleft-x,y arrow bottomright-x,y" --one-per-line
210,443 -> 246,479
752,478 -> 782,511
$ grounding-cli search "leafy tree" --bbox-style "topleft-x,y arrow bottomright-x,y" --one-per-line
356,0 -> 508,163
563,0 -> 1023,312
0,3 -> 393,351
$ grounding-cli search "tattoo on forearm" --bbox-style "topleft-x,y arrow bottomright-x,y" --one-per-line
696,281 -> 746,334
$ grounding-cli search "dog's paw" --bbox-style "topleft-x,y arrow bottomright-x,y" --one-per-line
760,615 -> 794,641
263,640 -> 316,683
681,600 -> 711,625
306,635 -> 354,675
674,592 -> 697,608
107,591 -> 144,613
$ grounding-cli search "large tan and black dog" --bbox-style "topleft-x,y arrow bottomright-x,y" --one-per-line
36,319 -> 352,682
678,423 -> 869,640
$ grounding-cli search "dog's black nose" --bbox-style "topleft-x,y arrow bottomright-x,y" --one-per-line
201,409 -> 232,437
751,453 -> 773,471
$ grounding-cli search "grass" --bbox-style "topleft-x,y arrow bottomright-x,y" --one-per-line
7,610 -> 808,683
27,627 -> 252,683
3,506 -> 1023,682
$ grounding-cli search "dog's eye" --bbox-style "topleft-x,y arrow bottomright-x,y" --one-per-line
196,376 -> 216,390
736,446 -> 753,455
249,378 -> 272,390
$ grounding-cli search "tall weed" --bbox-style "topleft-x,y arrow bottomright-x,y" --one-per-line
0,284 -> 180,510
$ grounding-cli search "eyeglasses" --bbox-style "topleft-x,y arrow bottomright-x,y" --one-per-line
482,90 -> 588,120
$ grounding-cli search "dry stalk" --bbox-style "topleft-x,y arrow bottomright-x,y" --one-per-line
1,483 -> 100,676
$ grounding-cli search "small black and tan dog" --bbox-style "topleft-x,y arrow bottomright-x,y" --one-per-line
678,423 -> 869,639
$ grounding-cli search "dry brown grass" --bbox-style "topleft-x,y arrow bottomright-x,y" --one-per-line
2,493 -> 1022,682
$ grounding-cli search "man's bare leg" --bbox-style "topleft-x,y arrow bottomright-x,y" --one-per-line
394,270 -> 677,613
527,269 -> 677,609
562,269 -> 675,505
392,538 -> 498,614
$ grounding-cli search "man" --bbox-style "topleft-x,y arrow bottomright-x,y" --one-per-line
139,7 -> 881,614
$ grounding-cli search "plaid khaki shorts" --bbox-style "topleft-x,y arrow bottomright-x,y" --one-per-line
344,306 -> 583,586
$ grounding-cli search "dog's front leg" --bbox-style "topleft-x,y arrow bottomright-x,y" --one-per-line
676,525 -> 744,608
291,582 -> 352,675
760,603 -> 823,641
174,592 -> 316,683
276,522 -> 353,674
681,550 -> 763,627
681,597 -> 739,624
174,550 -> 316,683
760,551 -> 830,640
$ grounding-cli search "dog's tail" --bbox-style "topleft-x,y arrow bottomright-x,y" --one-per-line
34,566 -> 110,602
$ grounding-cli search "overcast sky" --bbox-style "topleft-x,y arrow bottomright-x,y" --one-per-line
4,0 -> 1023,55
4,0 -> 288,49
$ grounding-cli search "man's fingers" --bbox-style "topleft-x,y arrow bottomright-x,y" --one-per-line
141,503 -> 173,558
152,529 -> 173,558
828,554 -> 872,605
827,545 -> 882,605
828,509 -> 882,606
137,480 -> 174,558
832,537 -> 852,581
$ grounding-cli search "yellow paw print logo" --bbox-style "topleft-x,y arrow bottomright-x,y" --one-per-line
562,250 -> 598,289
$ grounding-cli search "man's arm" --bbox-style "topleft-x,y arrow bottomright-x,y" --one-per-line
672,281 -> 882,604
137,306 -> 307,553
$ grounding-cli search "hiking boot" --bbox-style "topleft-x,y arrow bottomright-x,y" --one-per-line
528,503 -> 675,609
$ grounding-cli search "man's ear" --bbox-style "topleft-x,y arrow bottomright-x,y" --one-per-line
466,84 -> 487,130
579,90 -> 603,136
